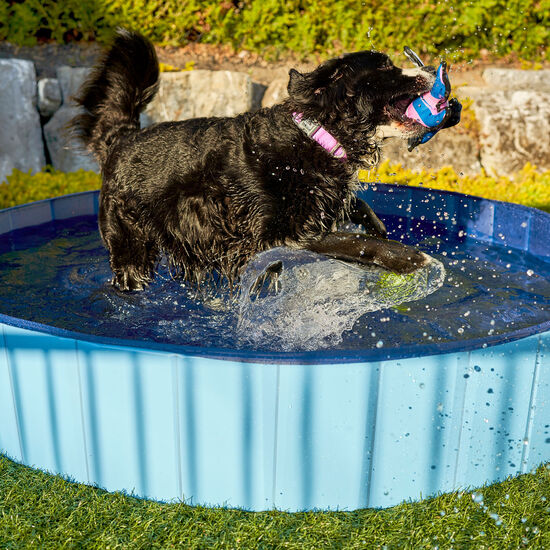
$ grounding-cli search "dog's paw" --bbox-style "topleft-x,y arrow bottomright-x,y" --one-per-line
248,260 -> 283,301
112,269 -> 150,291
373,241 -> 429,274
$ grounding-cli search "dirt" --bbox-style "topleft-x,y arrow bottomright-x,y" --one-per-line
0,40 -> 544,88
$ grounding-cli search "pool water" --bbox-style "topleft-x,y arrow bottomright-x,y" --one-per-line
0,211 -> 549,359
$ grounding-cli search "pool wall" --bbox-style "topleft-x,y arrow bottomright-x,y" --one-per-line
1,189 -> 549,511
2,324 -> 549,510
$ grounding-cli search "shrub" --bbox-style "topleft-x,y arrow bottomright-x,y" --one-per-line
359,161 -> 550,213
0,167 -> 100,209
0,0 -> 548,62
2,163 -> 549,213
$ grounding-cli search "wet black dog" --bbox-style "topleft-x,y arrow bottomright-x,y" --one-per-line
72,30 -> 441,291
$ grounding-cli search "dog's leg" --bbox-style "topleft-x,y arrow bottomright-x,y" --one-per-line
347,197 -> 387,238
107,240 -> 158,291
99,200 -> 158,291
248,260 -> 283,300
304,231 -> 428,274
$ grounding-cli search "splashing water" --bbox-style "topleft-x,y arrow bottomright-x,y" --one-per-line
237,247 -> 445,351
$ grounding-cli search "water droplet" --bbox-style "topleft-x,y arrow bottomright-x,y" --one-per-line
472,492 -> 484,503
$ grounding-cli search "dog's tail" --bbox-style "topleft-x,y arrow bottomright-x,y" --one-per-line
71,29 -> 159,167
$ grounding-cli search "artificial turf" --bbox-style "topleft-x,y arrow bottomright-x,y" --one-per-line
0,455 -> 548,549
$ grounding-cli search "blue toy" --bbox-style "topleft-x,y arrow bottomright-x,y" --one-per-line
403,47 -> 462,151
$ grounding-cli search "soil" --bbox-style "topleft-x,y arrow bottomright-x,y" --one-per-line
1,40 -> 545,88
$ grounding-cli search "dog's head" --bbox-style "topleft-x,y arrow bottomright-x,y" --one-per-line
287,51 -> 436,146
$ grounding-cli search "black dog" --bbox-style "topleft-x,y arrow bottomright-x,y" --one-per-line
72,30 -> 445,291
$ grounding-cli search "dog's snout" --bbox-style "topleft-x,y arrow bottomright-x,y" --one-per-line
421,65 -> 436,76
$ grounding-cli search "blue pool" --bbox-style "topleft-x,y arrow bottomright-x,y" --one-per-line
0,185 -> 549,511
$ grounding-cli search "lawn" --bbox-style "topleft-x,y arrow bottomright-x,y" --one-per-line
0,455 -> 549,549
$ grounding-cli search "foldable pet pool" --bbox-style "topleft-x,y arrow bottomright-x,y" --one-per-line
1,186 -> 549,511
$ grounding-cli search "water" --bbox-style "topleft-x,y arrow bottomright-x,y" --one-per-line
0,213 -> 549,358
238,247 -> 445,351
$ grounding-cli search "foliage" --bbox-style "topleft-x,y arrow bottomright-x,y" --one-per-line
359,161 -> 550,213
159,61 -> 195,72
3,163 -> 550,214
0,0 -> 548,62
0,167 -> 100,209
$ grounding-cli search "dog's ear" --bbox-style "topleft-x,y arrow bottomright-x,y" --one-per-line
288,69 -> 311,102
288,66 -> 342,105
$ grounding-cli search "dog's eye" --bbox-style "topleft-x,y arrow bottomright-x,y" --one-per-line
379,64 -> 393,71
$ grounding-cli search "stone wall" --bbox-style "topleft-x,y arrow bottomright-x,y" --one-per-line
1,59 -> 549,183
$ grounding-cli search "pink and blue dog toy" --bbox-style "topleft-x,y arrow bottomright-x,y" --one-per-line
403,47 -> 462,151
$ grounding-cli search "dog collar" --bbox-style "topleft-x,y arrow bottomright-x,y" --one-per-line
292,112 -> 347,160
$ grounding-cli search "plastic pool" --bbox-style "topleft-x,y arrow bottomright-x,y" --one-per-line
0,185 -> 549,511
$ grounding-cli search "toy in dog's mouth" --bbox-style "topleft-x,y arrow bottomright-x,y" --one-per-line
384,47 -> 462,150
384,93 -> 431,126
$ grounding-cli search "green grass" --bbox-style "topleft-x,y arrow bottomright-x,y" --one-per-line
1,455 -> 549,549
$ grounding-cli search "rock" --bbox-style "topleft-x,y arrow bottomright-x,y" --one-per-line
43,106 -> 99,173
0,59 -> 45,183
56,65 -> 93,102
141,70 -> 256,126
261,77 -> 289,108
43,66 -> 99,173
483,69 -> 550,92
474,90 -> 550,175
381,131 -> 481,175
37,78 -> 62,117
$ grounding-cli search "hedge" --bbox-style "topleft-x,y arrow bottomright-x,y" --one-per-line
0,0 -> 548,62
2,163 -> 549,213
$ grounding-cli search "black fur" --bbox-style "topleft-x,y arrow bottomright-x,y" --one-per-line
71,30 -> 434,291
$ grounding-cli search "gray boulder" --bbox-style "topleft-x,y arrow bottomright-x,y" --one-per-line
380,131 -> 481,176
141,70 -> 256,126
43,106 -> 99,173
474,90 -> 550,175
37,78 -> 62,118
261,77 -> 288,108
43,66 -> 99,173
56,66 -> 93,102
0,59 -> 45,183
483,69 -> 550,92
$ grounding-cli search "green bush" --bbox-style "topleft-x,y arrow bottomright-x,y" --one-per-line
2,163 -> 550,213
360,161 -> 550,213
0,0 -> 548,62
0,167 -> 100,209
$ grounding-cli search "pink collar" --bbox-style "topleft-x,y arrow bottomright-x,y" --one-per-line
292,112 -> 347,160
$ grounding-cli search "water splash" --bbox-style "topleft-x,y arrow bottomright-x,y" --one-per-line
237,247 -> 445,351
